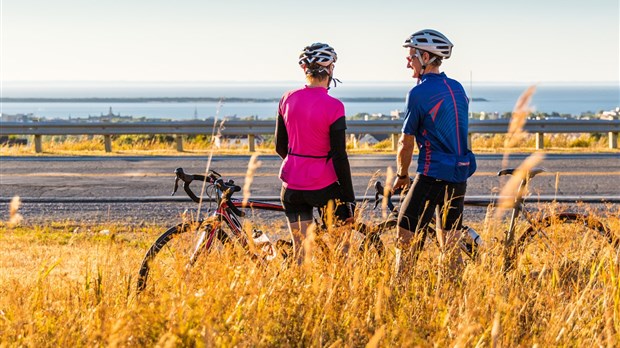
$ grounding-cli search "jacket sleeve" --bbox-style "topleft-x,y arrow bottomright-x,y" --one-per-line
329,116 -> 355,202
275,114 -> 288,159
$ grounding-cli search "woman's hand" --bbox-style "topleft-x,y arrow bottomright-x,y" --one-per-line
344,202 -> 356,224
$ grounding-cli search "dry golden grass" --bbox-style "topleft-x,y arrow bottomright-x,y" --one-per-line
0,207 -> 618,346
1,133 -> 617,156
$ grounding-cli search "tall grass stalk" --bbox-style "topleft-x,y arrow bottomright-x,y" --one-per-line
196,99 -> 225,219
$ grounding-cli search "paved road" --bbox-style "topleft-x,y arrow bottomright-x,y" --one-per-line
1,153 -> 618,224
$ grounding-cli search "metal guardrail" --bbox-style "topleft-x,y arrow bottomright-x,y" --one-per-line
1,119 -> 618,152
2,119 -> 619,135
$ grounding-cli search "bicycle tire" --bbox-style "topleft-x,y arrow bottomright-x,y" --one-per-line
137,221 -> 228,292
512,212 -> 616,273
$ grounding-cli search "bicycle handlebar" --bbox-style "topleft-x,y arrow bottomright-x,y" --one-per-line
373,178 -> 411,213
172,168 -> 245,217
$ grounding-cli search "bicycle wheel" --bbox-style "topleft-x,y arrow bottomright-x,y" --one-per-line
513,213 -> 616,275
137,221 -> 228,292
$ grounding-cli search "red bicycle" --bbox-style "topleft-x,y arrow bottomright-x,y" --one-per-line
137,168 -> 386,292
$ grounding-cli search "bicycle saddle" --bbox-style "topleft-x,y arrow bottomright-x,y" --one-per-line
497,167 -> 545,178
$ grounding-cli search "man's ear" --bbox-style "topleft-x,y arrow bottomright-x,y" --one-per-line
423,51 -> 430,64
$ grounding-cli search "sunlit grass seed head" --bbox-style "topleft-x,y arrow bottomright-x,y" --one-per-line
8,195 -> 24,228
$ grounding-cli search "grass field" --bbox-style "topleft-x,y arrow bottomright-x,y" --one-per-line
1,205 -> 619,346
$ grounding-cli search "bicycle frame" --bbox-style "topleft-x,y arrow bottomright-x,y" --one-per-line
187,185 -> 286,263
499,174 -> 536,271
175,166 -> 393,261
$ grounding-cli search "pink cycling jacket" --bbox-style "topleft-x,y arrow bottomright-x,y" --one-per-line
278,86 -> 345,190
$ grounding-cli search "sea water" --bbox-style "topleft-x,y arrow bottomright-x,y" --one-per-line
2,81 -> 618,120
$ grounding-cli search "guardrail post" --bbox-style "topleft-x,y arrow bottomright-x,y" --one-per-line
535,132 -> 544,150
34,135 -> 43,153
104,135 -> 112,153
176,135 -> 184,152
248,134 -> 255,152
350,134 -> 358,149
391,134 -> 399,151
467,133 -> 472,150
608,132 -> 618,149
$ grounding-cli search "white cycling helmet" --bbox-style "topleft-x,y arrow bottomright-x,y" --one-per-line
298,42 -> 338,68
403,29 -> 453,59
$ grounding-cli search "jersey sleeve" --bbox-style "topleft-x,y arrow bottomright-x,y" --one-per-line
331,99 -> 346,125
277,95 -> 285,116
275,114 -> 288,159
329,117 -> 355,202
402,90 -> 420,135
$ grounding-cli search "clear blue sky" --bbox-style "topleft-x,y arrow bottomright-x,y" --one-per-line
2,0 -> 619,83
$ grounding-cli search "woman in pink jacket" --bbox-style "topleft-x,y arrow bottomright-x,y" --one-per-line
275,42 -> 355,263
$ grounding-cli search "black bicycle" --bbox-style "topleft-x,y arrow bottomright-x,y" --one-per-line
374,167 -> 617,272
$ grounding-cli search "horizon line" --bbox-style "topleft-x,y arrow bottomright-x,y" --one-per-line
3,80 -> 619,85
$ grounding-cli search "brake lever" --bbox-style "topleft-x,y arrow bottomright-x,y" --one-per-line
373,187 -> 382,210
210,169 -> 222,178
172,176 -> 180,196
172,168 -> 188,196
373,181 -> 388,210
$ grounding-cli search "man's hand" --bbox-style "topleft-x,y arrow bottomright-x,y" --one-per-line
392,176 -> 411,193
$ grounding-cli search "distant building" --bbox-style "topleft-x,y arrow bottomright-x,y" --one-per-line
479,112 -> 499,120
86,107 -> 134,122
390,109 -> 404,119
600,107 -> 619,120
0,113 -> 38,122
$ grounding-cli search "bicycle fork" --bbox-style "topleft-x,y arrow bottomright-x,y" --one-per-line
187,221 -> 221,267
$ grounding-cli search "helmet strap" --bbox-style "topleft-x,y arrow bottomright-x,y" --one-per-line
415,50 -> 437,85
326,64 -> 340,90
414,50 -> 425,85
328,76 -> 341,90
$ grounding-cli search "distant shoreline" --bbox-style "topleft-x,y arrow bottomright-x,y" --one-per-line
0,97 -> 489,103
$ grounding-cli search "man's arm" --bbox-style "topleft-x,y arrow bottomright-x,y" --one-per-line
393,133 -> 415,191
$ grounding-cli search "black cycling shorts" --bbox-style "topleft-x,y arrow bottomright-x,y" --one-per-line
398,174 -> 467,233
281,182 -> 352,225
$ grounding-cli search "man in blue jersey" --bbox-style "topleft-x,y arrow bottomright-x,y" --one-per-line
392,29 -> 477,280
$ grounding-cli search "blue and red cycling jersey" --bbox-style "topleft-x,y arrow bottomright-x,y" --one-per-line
402,72 -> 476,183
